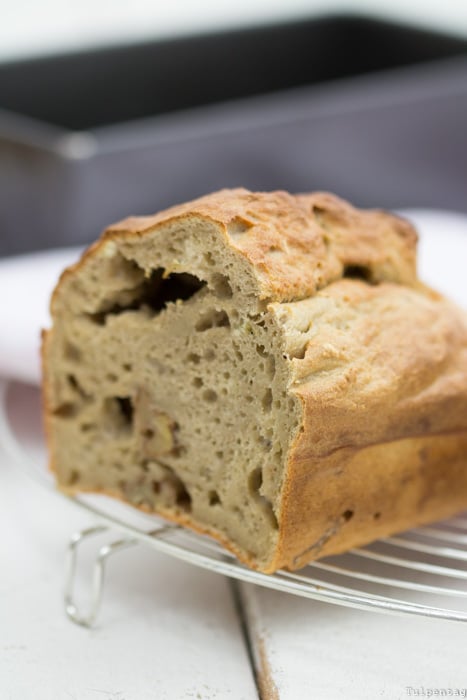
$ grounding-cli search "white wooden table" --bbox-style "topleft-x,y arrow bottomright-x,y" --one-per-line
1,211 -> 467,699
2,383 -> 467,700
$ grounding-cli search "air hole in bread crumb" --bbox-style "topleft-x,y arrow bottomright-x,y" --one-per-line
343,265 -> 373,283
342,509 -> 354,522
203,389 -> 218,403
259,435 -> 272,451
373,512 -> 381,520
147,270 -> 206,311
248,467 -> 263,495
64,341 -> 81,362
102,397 -> 134,433
53,402 -> 77,418
87,269 -> 206,323
116,397 -> 134,425
68,469 -> 80,486
193,377 -> 203,388
256,344 -> 268,358
248,468 -> 278,529
187,353 -> 201,364
176,487 -> 192,512
262,388 -> 273,412
211,273 -> 233,299
208,490 -> 221,506
195,309 -> 230,332
204,252 -> 216,266
87,311 -> 107,326
67,374 -> 89,399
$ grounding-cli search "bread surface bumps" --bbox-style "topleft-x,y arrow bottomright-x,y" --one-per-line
42,189 -> 467,572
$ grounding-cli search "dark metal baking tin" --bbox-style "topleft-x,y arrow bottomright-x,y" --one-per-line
1,14 -> 467,256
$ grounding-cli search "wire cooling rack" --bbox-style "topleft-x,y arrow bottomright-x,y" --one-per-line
1,380 -> 467,628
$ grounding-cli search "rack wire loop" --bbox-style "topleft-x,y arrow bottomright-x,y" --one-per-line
64,526 -> 138,627
2,379 -> 467,627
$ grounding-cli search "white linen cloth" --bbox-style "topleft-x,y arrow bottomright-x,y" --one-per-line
0,247 -> 82,384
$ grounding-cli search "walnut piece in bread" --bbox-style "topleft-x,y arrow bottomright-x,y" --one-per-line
42,189 -> 467,572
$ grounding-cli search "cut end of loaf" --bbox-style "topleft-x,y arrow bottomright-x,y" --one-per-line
43,201 -> 305,570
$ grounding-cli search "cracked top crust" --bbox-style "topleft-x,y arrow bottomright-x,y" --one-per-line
52,188 -> 418,313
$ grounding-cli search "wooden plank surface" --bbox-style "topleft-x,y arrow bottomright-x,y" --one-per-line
240,582 -> 467,699
0,383 -> 258,700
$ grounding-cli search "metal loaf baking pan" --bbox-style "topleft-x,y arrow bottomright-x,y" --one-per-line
1,14 -> 467,256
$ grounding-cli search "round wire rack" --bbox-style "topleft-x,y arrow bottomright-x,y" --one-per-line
1,379 -> 467,627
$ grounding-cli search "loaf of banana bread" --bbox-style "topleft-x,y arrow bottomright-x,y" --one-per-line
42,189 -> 467,572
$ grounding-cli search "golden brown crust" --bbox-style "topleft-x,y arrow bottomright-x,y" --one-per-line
273,431 -> 467,571
271,276 -> 467,570
288,280 -> 467,458
50,188 -> 418,312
